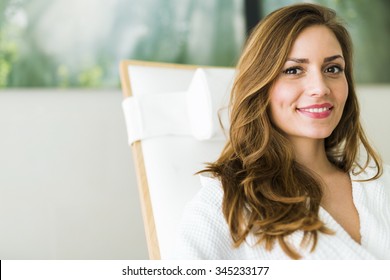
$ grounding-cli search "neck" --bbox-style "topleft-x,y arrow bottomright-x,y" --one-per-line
289,137 -> 336,176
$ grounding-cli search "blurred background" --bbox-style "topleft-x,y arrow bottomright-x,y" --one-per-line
1,0 -> 389,89
0,0 -> 389,260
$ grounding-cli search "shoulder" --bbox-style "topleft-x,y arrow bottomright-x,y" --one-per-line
378,164 -> 390,192
181,173 -> 224,217
379,164 -> 390,183
351,163 -> 390,182
351,163 -> 390,203
180,174 -> 225,230
383,164 -> 390,178
172,173 -> 233,259
197,173 -> 224,206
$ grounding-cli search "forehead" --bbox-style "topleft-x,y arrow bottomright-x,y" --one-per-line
288,25 -> 343,58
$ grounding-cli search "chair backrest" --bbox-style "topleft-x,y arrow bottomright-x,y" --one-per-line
119,60 -> 234,259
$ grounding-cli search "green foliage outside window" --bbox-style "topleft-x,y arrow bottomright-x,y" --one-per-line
0,0 -> 389,88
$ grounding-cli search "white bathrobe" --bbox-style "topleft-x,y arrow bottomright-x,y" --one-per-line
173,165 -> 390,259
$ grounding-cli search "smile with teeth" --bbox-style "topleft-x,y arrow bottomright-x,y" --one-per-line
299,107 -> 331,113
296,104 -> 333,119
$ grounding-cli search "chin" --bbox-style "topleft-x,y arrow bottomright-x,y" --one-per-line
295,127 -> 333,139
306,131 -> 333,139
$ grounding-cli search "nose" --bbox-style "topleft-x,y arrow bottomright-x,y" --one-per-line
305,71 -> 330,97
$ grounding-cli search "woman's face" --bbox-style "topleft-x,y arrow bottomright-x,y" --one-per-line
269,25 -> 348,141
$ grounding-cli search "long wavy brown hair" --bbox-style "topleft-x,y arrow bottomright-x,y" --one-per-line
202,3 -> 382,259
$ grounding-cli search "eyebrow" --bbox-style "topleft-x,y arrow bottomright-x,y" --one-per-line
286,55 -> 344,63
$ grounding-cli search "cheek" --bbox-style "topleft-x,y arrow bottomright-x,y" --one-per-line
269,83 -> 295,113
268,84 -> 295,126
336,80 -> 349,108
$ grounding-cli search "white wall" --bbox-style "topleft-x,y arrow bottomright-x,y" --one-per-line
357,85 -> 390,165
0,89 -> 148,259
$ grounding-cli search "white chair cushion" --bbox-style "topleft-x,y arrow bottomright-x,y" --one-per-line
122,67 -> 235,143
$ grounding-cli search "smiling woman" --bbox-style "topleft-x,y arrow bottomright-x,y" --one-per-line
173,3 -> 390,260
268,24 -> 361,245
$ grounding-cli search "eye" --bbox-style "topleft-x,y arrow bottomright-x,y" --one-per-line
282,67 -> 303,75
325,65 -> 344,74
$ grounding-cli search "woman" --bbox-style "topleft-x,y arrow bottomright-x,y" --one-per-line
174,3 -> 390,259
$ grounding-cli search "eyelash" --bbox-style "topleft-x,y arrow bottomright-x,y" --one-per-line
282,65 -> 344,75
325,65 -> 344,74
282,67 -> 303,75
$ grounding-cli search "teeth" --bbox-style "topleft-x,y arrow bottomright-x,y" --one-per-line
300,107 -> 330,113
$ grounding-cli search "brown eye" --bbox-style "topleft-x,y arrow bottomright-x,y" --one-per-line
283,67 -> 303,75
325,65 -> 343,74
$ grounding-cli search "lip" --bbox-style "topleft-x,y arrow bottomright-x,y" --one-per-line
296,103 -> 333,119
297,103 -> 333,110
